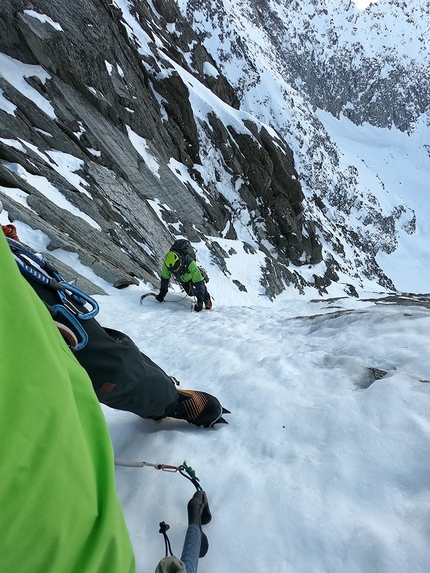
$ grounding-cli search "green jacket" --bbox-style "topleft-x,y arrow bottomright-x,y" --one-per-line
0,232 -> 135,573
161,258 -> 204,284
160,258 -> 205,301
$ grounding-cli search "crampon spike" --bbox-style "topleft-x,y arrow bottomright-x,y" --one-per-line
213,417 -> 229,426
209,407 -> 231,427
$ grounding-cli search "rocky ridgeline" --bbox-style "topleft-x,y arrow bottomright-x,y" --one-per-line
179,0 -> 424,291
0,0 -> 326,297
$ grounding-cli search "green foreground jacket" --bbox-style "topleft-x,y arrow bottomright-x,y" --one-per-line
0,232 -> 136,573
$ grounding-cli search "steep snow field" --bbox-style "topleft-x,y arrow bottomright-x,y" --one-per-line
6,214 -> 429,573
317,111 -> 430,293
100,283 -> 430,573
177,0 -> 430,293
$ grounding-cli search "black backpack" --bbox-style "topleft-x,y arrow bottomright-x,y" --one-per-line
170,239 -> 196,261
170,239 -> 209,283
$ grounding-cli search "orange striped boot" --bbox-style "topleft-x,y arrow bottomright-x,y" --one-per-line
168,389 -> 229,427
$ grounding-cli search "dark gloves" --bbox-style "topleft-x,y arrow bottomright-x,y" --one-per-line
194,300 -> 203,312
155,288 -> 168,303
187,490 -> 210,558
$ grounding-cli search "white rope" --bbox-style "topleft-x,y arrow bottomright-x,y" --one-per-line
114,459 -> 183,473
114,459 -> 159,468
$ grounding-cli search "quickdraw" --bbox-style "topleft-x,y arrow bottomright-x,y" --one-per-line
114,458 -> 203,491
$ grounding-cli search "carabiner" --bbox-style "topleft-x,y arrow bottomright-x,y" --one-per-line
158,464 -> 182,473
51,304 -> 89,350
56,282 -> 99,320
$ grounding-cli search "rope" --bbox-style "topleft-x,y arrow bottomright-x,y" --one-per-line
114,459 -> 176,470
117,457 -> 207,562
174,292 -> 190,302
162,292 -> 194,311
114,459 -> 149,468
168,292 -> 194,311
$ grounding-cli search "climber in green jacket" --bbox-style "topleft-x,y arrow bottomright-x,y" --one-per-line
0,230 -> 136,573
156,249 -> 212,311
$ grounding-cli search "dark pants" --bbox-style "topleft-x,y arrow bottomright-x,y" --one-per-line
182,281 -> 210,302
26,278 -> 179,420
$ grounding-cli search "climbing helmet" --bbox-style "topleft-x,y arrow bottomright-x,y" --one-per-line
165,251 -> 181,272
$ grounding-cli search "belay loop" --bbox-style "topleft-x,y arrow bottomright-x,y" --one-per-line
6,237 -> 99,350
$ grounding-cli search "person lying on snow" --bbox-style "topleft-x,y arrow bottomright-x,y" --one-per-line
155,240 -> 212,312
1,220 -> 228,428
1,229 -> 210,573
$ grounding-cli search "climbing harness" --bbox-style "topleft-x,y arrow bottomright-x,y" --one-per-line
114,458 -> 203,491
6,237 -> 99,350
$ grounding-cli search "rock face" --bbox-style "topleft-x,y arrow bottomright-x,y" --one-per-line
182,0 -> 430,132
1,0 -> 424,296
0,0 -> 323,296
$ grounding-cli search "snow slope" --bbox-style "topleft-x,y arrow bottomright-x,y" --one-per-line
2,1 -> 429,293
5,213 -> 430,573
317,111 -> 430,293
100,282 -> 430,573
2,2 -> 430,569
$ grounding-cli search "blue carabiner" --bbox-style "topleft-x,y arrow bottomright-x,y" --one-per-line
56,282 -> 99,320
51,305 -> 89,351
